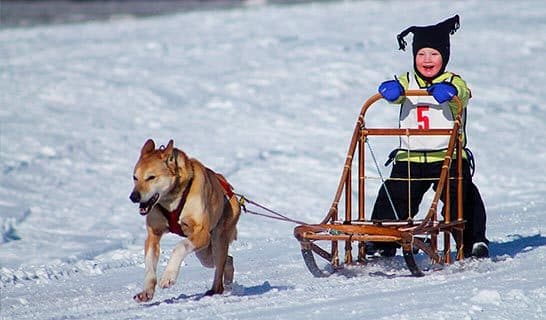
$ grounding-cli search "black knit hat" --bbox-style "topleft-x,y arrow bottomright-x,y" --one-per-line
397,15 -> 460,78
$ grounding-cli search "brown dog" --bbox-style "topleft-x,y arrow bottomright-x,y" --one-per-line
129,139 -> 240,303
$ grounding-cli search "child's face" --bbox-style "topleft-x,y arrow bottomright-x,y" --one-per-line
415,48 -> 443,78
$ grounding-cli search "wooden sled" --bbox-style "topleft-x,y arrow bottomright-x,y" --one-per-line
294,90 -> 466,277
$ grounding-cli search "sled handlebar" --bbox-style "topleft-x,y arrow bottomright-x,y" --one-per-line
361,89 -> 463,119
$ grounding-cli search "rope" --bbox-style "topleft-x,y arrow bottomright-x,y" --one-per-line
406,133 -> 412,221
365,138 -> 400,220
235,193 -> 310,225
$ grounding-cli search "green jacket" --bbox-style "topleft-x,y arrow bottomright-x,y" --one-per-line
391,71 -> 471,163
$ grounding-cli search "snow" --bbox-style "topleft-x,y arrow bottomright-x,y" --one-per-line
1,0 -> 546,319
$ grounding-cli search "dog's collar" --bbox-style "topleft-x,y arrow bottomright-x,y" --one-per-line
158,178 -> 193,237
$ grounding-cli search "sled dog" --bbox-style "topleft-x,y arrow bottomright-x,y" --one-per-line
129,139 -> 240,302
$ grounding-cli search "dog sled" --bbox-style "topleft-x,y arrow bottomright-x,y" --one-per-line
293,90 -> 466,277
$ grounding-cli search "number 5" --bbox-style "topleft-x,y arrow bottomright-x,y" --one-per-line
417,106 -> 430,129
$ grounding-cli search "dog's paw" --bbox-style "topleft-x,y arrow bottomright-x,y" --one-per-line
133,289 -> 154,303
204,286 -> 224,296
159,271 -> 178,289
204,289 -> 217,296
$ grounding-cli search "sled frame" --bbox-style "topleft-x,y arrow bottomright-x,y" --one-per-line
294,90 -> 465,277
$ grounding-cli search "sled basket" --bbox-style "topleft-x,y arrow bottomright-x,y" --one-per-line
294,90 -> 466,277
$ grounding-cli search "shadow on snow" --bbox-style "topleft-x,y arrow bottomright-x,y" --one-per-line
309,233 -> 546,278
489,233 -> 546,259
144,281 -> 293,307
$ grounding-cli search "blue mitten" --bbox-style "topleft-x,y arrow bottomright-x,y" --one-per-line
378,80 -> 404,102
427,82 -> 458,103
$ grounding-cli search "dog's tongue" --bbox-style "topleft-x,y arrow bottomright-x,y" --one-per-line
137,193 -> 159,216
139,203 -> 149,215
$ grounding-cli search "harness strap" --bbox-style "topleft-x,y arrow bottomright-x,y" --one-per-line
158,178 -> 193,237
158,171 -> 234,237
214,172 -> 235,199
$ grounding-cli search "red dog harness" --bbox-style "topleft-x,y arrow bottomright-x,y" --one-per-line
214,172 -> 235,199
158,173 -> 234,237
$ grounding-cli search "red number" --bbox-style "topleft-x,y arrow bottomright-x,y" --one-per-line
417,106 -> 430,129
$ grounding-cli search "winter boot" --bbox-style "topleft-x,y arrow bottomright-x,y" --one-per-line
365,242 -> 397,257
471,242 -> 489,258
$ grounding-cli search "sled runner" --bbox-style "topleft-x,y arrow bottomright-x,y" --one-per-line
294,90 -> 466,277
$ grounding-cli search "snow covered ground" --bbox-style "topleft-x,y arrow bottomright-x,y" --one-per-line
1,0 -> 545,319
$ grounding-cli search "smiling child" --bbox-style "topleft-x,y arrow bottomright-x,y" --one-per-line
368,15 -> 489,259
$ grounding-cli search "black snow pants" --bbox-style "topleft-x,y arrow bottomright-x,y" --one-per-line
370,159 -> 488,257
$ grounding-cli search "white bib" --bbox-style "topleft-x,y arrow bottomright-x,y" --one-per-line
399,75 -> 455,151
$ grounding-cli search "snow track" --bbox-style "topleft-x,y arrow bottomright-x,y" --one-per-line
3,238 -> 545,319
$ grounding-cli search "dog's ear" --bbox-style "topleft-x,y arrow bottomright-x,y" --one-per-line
141,139 -> 155,155
161,140 -> 176,162
164,140 -> 174,154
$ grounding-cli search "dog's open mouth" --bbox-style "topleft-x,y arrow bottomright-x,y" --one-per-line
139,193 -> 159,215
